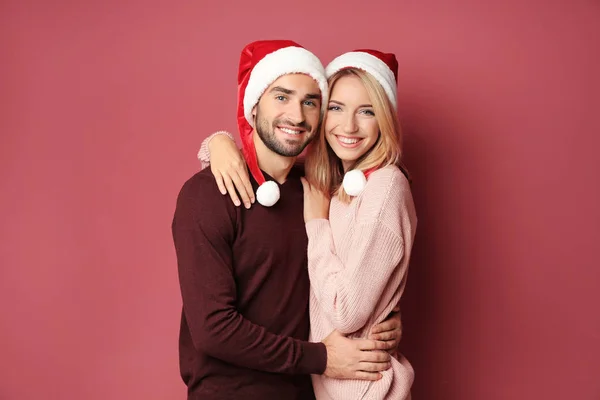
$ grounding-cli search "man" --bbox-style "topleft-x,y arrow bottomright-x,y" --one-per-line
172,40 -> 398,400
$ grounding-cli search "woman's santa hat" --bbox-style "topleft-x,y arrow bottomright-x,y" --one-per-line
325,49 -> 399,197
238,40 -> 328,207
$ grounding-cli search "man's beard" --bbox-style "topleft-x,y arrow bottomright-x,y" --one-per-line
255,108 -> 315,157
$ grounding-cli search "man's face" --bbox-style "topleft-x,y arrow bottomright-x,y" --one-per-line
253,73 -> 321,157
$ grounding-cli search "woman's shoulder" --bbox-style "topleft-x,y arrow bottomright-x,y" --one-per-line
358,165 -> 415,223
366,164 -> 410,192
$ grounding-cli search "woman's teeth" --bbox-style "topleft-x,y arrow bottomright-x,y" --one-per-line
338,136 -> 360,144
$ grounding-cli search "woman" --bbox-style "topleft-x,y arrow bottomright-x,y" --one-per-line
199,50 -> 416,400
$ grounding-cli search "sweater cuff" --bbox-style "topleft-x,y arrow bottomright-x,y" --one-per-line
298,341 -> 327,375
305,218 -> 331,241
197,130 -> 234,168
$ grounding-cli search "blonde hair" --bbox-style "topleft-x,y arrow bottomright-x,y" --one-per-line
305,68 -> 407,203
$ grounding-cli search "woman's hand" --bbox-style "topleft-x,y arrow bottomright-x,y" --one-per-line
300,177 -> 330,222
368,307 -> 402,355
208,134 -> 255,208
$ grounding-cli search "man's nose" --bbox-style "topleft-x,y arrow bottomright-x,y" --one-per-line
286,101 -> 305,125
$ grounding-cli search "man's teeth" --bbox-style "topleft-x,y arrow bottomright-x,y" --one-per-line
338,136 -> 360,144
280,127 -> 302,135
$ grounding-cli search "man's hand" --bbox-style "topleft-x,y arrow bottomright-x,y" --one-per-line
369,307 -> 402,354
322,330 -> 391,381
208,134 -> 255,209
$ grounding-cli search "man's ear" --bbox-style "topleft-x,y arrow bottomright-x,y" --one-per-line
251,105 -> 257,119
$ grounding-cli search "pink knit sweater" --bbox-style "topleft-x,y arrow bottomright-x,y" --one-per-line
307,165 -> 416,400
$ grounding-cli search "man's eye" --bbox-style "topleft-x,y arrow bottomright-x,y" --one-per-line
276,95 -> 286,101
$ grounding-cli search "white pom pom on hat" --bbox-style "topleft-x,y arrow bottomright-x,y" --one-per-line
256,181 -> 280,207
342,169 -> 367,197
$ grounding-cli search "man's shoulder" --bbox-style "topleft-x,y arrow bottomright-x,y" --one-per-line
180,168 -> 219,192
176,169 -> 231,212
173,169 -> 236,240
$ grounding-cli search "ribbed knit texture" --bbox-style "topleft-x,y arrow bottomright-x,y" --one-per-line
197,130 -> 234,170
306,165 -> 417,400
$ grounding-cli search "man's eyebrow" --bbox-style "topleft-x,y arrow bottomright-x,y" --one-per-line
268,86 -> 294,95
268,86 -> 321,101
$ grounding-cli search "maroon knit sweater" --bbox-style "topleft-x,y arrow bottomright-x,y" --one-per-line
172,166 -> 327,400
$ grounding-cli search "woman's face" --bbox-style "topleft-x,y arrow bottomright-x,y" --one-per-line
324,74 -> 380,171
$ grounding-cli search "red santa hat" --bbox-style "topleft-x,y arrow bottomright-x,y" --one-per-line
325,49 -> 399,197
237,40 -> 328,207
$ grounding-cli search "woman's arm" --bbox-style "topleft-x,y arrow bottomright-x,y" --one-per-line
301,171 -> 410,334
306,219 -> 404,334
197,131 -> 255,208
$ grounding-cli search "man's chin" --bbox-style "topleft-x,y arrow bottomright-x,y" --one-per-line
267,146 -> 303,158
274,149 -> 303,158
283,142 -> 310,156
265,138 -> 306,157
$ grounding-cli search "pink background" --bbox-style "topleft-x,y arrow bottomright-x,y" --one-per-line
1,0 -> 599,399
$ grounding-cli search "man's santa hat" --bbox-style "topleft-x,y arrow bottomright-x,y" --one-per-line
238,40 -> 328,207
325,49 -> 399,197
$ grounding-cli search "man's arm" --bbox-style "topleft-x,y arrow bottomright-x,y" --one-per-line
172,173 -> 326,375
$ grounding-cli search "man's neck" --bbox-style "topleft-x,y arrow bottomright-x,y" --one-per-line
253,130 -> 296,184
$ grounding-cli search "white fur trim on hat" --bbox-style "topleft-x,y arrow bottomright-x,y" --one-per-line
342,169 -> 367,196
256,180 -> 280,207
243,46 -> 328,126
326,51 -> 397,108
